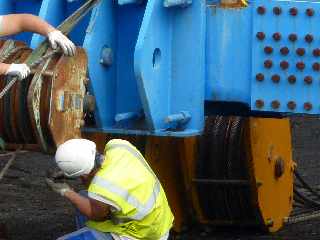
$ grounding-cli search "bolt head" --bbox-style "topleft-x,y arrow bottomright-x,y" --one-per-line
264,46 -> 273,54
256,32 -> 265,40
305,34 -> 314,43
280,47 -> 289,55
273,6 -> 282,15
257,6 -> 266,15
304,102 -> 313,111
296,48 -> 305,56
271,100 -> 280,109
256,73 -> 265,81
313,48 -> 320,57
313,62 -> 320,71
304,76 -> 313,85
273,32 -> 281,41
287,101 -> 296,110
306,8 -> 314,16
264,60 -> 273,69
280,61 -> 289,70
290,7 -> 298,16
296,62 -> 305,70
271,74 -> 280,83
255,99 -> 265,109
288,75 -> 296,84
289,33 -> 297,42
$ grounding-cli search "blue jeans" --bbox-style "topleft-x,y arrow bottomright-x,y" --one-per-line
57,191 -> 113,240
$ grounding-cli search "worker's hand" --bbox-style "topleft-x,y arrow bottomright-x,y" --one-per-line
46,168 -> 65,180
45,178 -> 72,197
5,64 -> 30,81
47,30 -> 76,56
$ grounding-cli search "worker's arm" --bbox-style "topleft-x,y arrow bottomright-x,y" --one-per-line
64,190 -> 111,221
0,14 -> 54,37
0,14 -> 75,56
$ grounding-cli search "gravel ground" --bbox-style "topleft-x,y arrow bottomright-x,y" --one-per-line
0,116 -> 320,240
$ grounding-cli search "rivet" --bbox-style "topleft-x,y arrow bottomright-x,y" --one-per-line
306,8 -> 314,17
304,102 -> 312,111
257,6 -> 266,15
288,75 -> 296,84
280,47 -> 289,56
256,73 -> 265,81
273,32 -> 281,41
271,100 -> 280,109
271,74 -> 280,83
289,7 -> 298,16
280,61 -> 289,70
313,62 -> 320,71
305,34 -> 314,43
256,32 -> 266,40
264,60 -> 273,69
304,76 -> 313,85
287,101 -> 296,110
296,48 -> 305,56
264,46 -> 273,54
289,33 -> 297,42
255,99 -> 264,109
273,6 -> 282,15
313,48 -> 320,57
296,62 -> 305,70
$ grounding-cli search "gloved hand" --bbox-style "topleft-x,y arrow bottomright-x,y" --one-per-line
45,178 -> 72,196
5,64 -> 31,80
47,30 -> 76,56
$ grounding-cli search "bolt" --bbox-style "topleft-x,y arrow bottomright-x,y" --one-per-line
289,33 -> 297,42
256,32 -> 265,40
275,157 -> 285,179
255,99 -> 264,109
280,61 -> 289,70
273,6 -> 282,15
296,48 -> 305,56
271,100 -> 280,109
290,7 -> 298,16
264,46 -> 273,54
257,6 -> 266,15
271,74 -> 280,83
273,32 -> 281,41
306,8 -> 314,16
313,48 -> 320,57
296,61 -> 305,70
305,34 -> 314,43
287,101 -> 296,110
304,102 -> 313,111
288,75 -> 296,84
304,76 -> 313,85
264,60 -> 273,69
313,62 -> 320,71
256,73 -> 265,81
280,47 -> 289,55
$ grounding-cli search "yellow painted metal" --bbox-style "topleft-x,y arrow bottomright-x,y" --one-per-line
246,117 -> 294,232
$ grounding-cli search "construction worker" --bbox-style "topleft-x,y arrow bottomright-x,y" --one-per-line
0,14 -> 75,80
46,138 -> 174,240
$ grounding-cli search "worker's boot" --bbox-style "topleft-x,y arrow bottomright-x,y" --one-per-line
0,223 -> 8,240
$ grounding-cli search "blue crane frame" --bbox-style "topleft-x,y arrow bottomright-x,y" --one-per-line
0,0 -> 319,136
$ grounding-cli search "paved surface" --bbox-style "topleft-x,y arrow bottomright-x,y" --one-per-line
0,116 -> 320,239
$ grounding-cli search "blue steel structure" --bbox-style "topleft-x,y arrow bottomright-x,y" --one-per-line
1,0 -> 319,136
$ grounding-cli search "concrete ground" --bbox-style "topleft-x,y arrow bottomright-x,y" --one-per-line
0,116 -> 319,240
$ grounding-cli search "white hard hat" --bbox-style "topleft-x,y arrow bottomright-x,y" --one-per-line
55,139 -> 96,178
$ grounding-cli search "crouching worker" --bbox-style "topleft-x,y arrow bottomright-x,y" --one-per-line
46,139 -> 174,240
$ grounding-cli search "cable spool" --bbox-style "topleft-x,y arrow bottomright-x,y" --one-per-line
193,116 -> 294,232
0,40 -> 89,153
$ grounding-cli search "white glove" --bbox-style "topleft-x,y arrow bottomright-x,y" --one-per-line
47,30 -> 76,56
5,64 -> 31,80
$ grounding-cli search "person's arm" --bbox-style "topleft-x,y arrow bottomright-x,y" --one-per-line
65,190 -> 111,221
0,14 -> 55,36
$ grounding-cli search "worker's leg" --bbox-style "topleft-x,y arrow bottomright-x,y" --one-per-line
57,227 -> 113,240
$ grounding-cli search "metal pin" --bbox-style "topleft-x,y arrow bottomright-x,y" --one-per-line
287,101 -> 296,110
296,48 -> 305,56
255,99 -> 264,109
313,48 -> 320,57
264,60 -> 273,69
305,34 -> 314,43
257,6 -> 266,15
264,46 -> 273,54
289,7 -> 298,16
273,32 -> 281,41
256,73 -> 264,81
280,47 -> 289,56
271,100 -> 280,109
288,75 -> 296,84
256,32 -> 266,40
271,74 -> 280,83
273,6 -> 282,15
280,61 -> 289,70
304,76 -> 313,85
306,8 -> 314,17
313,62 -> 320,71
296,62 -> 305,70
289,33 -> 297,42
304,102 -> 312,111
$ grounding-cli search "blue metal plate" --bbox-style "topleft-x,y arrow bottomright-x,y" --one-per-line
252,0 -> 320,114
